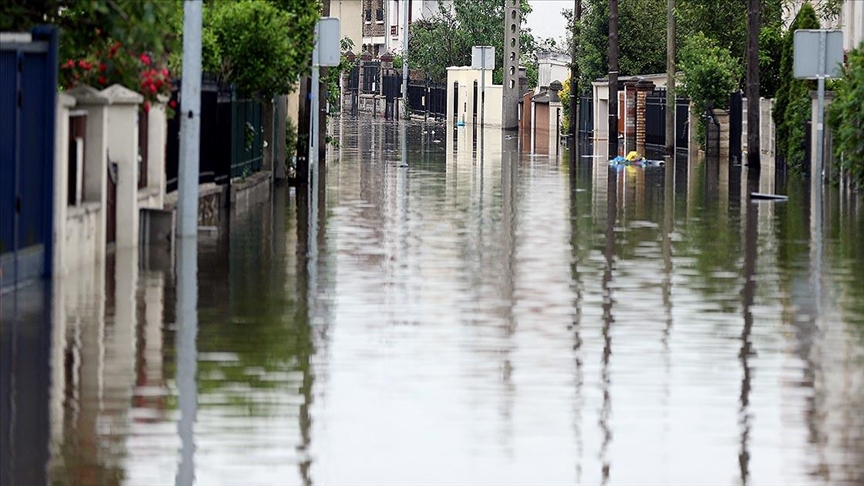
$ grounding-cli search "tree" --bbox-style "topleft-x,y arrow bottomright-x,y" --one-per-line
207,0 -> 317,97
773,3 -> 819,170
678,32 -> 742,145
675,0 -> 784,67
564,0 -> 667,96
407,0 -> 533,84
827,42 -> 864,186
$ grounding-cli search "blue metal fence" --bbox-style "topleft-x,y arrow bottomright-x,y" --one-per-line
0,27 -> 57,290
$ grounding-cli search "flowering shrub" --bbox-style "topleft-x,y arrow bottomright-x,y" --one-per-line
60,33 -> 176,116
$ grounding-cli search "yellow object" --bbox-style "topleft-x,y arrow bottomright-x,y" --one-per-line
626,151 -> 642,161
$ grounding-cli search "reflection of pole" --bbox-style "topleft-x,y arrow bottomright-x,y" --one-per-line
738,172 -> 759,486
402,0 -> 409,118
600,164 -> 616,484
175,237 -> 198,486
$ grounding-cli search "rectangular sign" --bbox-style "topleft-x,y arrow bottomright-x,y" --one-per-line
471,46 -> 495,70
793,29 -> 844,79
316,18 -> 341,67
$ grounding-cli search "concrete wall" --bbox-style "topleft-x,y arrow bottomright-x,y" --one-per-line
101,85 -> 142,250
140,97 -> 167,210
55,88 -> 110,276
446,67 -> 503,126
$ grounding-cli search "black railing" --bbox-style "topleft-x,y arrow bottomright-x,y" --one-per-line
166,75 -> 262,193
362,61 -> 380,94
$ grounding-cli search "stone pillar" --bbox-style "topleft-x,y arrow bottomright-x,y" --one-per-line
715,108 -> 730,161
100,84 -> 142,249
53,93 -> 75,277
147,94 -> 168,208
502,0 -> 521,130
634,79 -> 655,155
624,81 -> 638,153
66,85 -> 110,262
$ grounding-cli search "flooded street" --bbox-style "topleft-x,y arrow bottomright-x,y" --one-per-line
2,114 -> 864,485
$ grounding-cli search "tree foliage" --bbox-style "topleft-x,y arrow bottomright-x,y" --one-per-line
407,0 -> 534,85
828,42 -> 864,187
774,3 -> 819,170
678,32 -> 742,144
563,0 -> 667,96
207,0 -> 317,97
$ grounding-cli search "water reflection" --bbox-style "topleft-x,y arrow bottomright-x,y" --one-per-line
0,114 -> 862,485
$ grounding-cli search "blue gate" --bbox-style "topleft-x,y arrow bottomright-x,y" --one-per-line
0,27 -> 58,291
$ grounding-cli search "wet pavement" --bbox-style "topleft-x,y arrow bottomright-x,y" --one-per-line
2,114 -> 863,485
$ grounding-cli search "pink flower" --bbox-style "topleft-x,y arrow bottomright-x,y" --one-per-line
98,63 -> 107,73
143,100 -> 151,113
98,76 -> 107,85
169,100 -> 177,109
139,53 -> 151,66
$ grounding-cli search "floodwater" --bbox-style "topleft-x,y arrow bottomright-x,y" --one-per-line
2,114 -> 863,486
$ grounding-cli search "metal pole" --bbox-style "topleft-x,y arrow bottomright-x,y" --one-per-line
665,0 -> 675,155
402,0 -> 410,117
310,22 -> 320,185
608,0 -> 619,159
746,0 -> 761,167
816,30 -> 826,182
177,0 -> 202,238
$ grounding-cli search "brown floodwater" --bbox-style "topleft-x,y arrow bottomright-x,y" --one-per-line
2,114 -> 863,485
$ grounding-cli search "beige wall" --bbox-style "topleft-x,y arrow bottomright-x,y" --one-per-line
446,67 -> 503,126
332,0 -> 363,53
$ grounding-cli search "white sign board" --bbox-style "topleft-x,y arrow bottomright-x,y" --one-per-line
316,18 -> 341,67
471,46 -> 495,70
793,29 -> 844,79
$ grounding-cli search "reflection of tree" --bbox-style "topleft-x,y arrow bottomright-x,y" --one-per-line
675,163 -> 742,305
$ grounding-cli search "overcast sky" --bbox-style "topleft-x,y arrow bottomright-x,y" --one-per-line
526,0 -> 572,43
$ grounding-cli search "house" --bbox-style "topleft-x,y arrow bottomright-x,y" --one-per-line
783,0 -> 863,50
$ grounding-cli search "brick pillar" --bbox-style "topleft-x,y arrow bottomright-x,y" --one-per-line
634,79 -> 655,155
624,81 -> 637,152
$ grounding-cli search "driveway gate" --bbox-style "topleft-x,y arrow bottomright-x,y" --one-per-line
0,27 -> 58,290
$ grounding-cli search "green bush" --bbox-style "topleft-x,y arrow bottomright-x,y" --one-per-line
774,3 -> 819,169
827,42 -> 864,186
209,0 -> 316,97
677,32 -> 742,146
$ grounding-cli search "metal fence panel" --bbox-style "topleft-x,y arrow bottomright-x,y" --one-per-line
230,98 -> 263,178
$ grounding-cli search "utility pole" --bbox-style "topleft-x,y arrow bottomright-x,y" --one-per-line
608,0 -> 619,159
665,0 -> 675,155
177,0 -> 202,238
569,0 -> 582,139
746,0 -> 760,168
